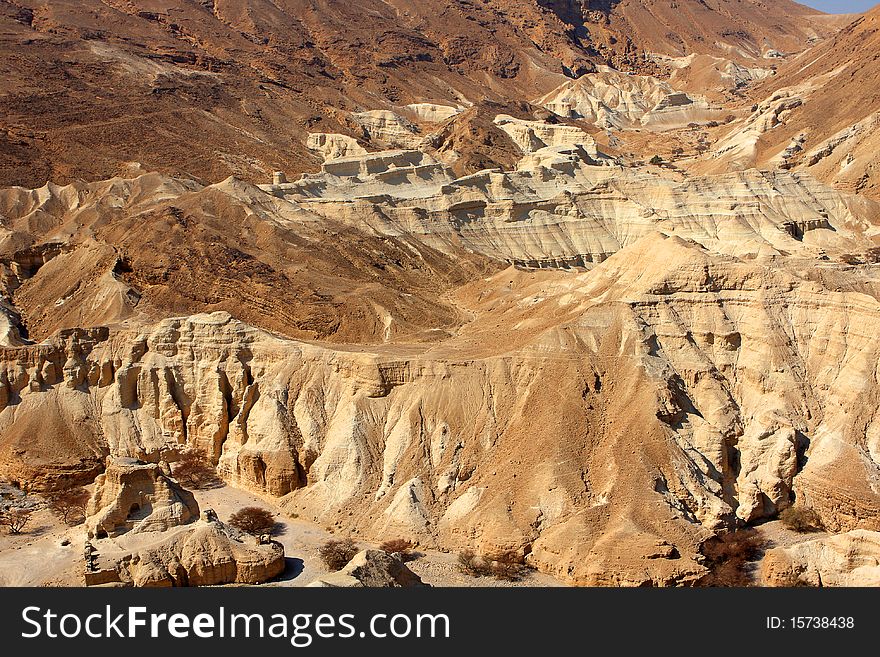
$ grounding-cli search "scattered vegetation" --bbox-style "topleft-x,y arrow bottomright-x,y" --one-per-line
649,154 -> 664,165
228,506 -> 277,536
699,528 -> 765,587
457,549 -> 529,582
380,538 -> 415,561
0,507 -> 33,535
47,487 -> 90,526
319,538 -> 359,571
779,505 -> 824,533
171,450 -> 221,489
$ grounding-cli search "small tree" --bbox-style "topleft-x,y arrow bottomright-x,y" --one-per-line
0,508 -> 33,535
228,507 -> 276,536
47,487 -> 91,526
649,154 -> 664,165
319,538 -> 359,571
172,450 -> 219,489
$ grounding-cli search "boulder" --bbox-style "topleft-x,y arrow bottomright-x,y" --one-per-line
307,549 -> 427,588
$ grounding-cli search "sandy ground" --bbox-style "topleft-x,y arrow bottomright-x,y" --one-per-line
0,506 -> 86,586
0,483 -> 566,588
194,485 -> 566,588
0,483 -> 828,588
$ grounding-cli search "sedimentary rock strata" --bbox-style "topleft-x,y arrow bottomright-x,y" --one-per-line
1,1 -> 879,590
762,531 -> 880,587
86,457 -> 199,539
537,68 -> 726,130
88,511 -> 285,587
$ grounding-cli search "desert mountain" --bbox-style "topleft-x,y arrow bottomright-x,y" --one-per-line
0,0 -> 840,189
540,0 -> 845,61
3,1 -> 880,588
705,5 -> 880,199
3,142 -> 880,585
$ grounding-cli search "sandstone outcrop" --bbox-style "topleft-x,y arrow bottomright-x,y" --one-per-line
537,68 -> 726,130
86,457 -> 199,539
492,114 -> 602,159
307,550 -> 426,588
87,511 -> 285,587
2,4 -> 879,588
762,531 -> 880,587
307,133 -> 368,162
266,143 -> 880,271
351,110 -> 425,150
403,103 -> 463,124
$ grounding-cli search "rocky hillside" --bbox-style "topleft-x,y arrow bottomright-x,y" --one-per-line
540,0 -> 842,62
0,0 -> 839,188
705,6 -> 880,199
3,1 -> 880,587
2,141 -> 880,585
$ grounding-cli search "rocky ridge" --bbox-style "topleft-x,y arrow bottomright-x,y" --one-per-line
1,142 -> 880,583
1,2 -> 879,588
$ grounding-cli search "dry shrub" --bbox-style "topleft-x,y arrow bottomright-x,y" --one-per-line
457,549 -> 528,582
699,529 -> 765,587
319,538 -> 359,571
380,538 -> 413,557
457,550 -> 489,577
172,450 -> 221,489
228,506 -> 276,536
47,487 -> 90,526
780,506 -> 823,533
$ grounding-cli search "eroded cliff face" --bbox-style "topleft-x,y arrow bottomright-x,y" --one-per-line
2,86 -> 880,585
2,209 -> 880,584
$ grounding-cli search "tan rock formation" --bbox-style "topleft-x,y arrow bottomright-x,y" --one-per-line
351,110 -> 425,150
537,68 -> 727,130
95,513 -> 285,587
268,144 -> 880,271
2,137 -> 880,584
307,549 -> 426,588
492,114 -> 602,159
762,531 -> 880,587
306,133 -> 369,162
403,103 -> 463,124
4,0 -> 879,591
86,457 -> 199,539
